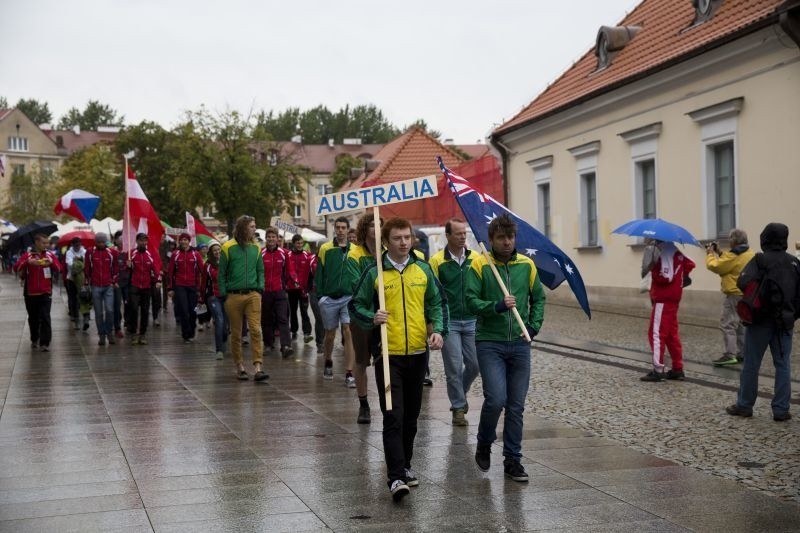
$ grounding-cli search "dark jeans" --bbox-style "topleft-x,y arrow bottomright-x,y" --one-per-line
374,352 -> 427,485
25,294 -> 53,347
151,284 -> 161,319
173,286 -> 198,340
209,295 -> 229,352
309,291 -> 324,346
476,340 -> 531,461
65,279 -> 79,320
261,290 -> 290,347
737,323 -> 793,416
126,286 -> 151,336
287,290 -> 311,335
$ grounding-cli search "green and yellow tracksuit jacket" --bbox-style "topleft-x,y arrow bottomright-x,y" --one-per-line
314,240 -> 352,298
218,239 -> 264,296
344,244 -> 375,292
466,249 -> 545,342
429,248 -> 477,321
350,252 -> 448,355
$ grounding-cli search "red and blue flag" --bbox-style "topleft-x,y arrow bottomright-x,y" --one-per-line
53,189 -> 100,223
438,156 -> 591,318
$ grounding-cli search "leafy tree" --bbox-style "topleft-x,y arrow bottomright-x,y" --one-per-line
405,119 -> 442,141
2,164 -> 61,222
15,98 -> 53,125
170,107 -> 311,235
256,108 -> 300,141
57,100 -> 124,130
57,144 -> 124,219
329,154 -> 365,191
115,121 -> 184,225
347,104 -> 399,143
0,96 -> 9,108
258,104 -> 400,144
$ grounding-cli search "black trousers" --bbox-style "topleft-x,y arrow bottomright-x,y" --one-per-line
151,284 -> 161,319
65,279 -> 79,320
127,286 -> 151,336
25,294 -> 53,347
173,286 -> 198,340
261,290 -> 290,347
374,352 -> 427,485
287,290 -> 311,336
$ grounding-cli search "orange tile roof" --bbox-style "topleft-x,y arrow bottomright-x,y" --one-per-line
339,128 -> 465,191
494,0 -> 787,136
45,129 -> 119,153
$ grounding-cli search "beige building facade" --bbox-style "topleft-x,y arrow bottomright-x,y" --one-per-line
493,1 -> 800,317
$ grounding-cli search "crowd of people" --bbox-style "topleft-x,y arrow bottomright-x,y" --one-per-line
8,215 -> 799,501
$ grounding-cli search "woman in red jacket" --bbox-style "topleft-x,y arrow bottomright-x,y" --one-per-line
641,241 -> 696,382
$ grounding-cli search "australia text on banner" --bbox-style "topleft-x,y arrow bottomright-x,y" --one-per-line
315,175 -> 438,216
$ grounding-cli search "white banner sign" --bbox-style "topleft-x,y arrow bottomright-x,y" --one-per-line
270,217 -> 299,234
315,175 -> 438,216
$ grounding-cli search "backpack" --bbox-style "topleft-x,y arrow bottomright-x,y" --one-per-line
737,254 -> 800,331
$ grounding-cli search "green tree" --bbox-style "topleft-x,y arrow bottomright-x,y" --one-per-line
258,104 -> 400,144
15,98 -> 53,125
404,119 -> 442,141
171,107 -> 311,235
57,145 -> 124,219
115,121 -> 184,225
57,100 -> 124,130
329,154 -> 364,191
256,108 -> 300,141
0,96 -> 8,108
2,164 -> 61,222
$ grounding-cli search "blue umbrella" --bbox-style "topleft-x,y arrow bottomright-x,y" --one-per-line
612,218 -> 702,247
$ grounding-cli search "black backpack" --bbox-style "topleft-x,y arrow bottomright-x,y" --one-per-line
737,253 -> 800,331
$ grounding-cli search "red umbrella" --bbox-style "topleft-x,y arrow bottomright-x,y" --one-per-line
57,230 -> 95,249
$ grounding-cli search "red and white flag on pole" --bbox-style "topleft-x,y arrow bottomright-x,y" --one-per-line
124,166 -> 164,270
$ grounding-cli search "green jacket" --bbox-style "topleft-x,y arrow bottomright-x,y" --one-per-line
350,252 -> 448,355
315,240 -> 352,298
429,247 -> 477,321
466,249 -> 545,342
218,239 -> 264,296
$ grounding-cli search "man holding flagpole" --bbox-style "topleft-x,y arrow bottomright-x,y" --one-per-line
466,214 -> 545,482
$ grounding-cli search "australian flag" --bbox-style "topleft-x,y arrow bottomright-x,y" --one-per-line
438,157 -> 591,319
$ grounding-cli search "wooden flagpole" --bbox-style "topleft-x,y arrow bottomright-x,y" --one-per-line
478,242 -> 531,343
373,206 -> 392,410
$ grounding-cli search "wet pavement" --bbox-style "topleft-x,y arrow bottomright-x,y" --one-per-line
1,274 -> 798,532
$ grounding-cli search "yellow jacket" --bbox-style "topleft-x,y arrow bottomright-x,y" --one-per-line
706,246 -> 755,295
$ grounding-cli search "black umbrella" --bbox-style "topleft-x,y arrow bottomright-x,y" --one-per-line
6,220 -> 58,253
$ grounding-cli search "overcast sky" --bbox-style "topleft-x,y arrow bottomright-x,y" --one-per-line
3,0 -> 638,143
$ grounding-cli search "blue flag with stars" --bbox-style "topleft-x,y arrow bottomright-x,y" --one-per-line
438,157 -> 591,319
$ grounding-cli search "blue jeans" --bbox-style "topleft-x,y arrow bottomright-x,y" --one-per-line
736,323 -> 793,416
208,296 -> 229,352
442,319 -> 479,410
92,286 -> 114,336
476,340 -> 531,460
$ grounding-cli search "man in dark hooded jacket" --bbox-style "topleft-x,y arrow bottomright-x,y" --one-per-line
726,223 -> 800,422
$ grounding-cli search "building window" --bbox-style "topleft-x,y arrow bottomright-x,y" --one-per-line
713,141 -> 735,236
581,172 -> 598,246
620,122 -> 661,225
293,205 -> 302,218
12,164 -> 25,177
637,159 -> 656,220
527,155 -> 553,240
538,183 -> 551,238
7,137 -> 28,152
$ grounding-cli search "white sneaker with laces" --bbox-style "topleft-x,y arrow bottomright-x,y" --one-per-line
404,468 -> 419,487
389,479 -> 409,502
345,375 -> 356,388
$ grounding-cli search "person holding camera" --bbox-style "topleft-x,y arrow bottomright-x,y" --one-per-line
705,228 -> 755,366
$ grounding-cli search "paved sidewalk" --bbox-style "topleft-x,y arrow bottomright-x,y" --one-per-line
1,274 -> 798,532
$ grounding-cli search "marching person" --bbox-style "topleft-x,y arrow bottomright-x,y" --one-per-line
64,237 -> 86,329
467,214 -> 545,482
126,233 -> 160,345
112,230 -> 129,340
429,218 -> 479,426
705,228 -> 755,366
201,241 -> 228,360
287,234 -> 315,344
85,232 -> 119,346
168,232 -> 204,343
350,217 -> 447,502
219,215 -> 267,381
13,233 -> 63,352
261,227 -> 297,357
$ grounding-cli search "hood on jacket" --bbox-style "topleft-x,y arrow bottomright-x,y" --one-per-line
760,223 -> 789,252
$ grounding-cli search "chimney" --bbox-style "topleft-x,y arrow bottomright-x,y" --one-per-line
73,125 -> 81,135
328,138 -> 335,147
444,138 -> 454,145
291,134 -> 302,144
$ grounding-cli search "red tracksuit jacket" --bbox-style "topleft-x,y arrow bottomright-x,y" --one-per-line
85,247 -> 119,287
288,249 -> 314,293
168,249 -> 204,290
14,250 -> 63,295
649,252 -> 696,303
261,246 -> 297,292
129,249 -> 160,290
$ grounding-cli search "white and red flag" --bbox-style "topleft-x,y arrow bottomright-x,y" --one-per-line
123,166 -> 164,270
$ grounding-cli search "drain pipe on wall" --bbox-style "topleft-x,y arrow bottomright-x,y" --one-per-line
489,135 -> 514,205
779,0 -> 800,48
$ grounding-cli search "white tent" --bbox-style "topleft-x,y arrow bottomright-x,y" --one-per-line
256,227 -> 327,244
52,217 -> 122,237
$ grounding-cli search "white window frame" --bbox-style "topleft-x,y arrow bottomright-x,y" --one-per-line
688,98 -> 742,239
620,123 -> 661,223
7,136 -> 28,152
293,204 -> 302,218
568,141 -> 601,247
527,156 -> 553,238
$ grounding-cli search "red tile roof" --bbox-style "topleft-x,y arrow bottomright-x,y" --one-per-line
44,129 -> 119,153
340,128 -> 465,191
0,109 -> 12,122
280,143 -> 384,174
494,0 -> 787,136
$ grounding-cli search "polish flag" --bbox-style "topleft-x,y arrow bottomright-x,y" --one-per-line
185,212 -> 216,247
124,167 -> 164,270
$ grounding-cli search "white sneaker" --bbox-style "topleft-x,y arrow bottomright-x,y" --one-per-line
389,479 -> 409,502
345,375 -> 356,388
323,366 -> 333,380
404,468 -> 419,487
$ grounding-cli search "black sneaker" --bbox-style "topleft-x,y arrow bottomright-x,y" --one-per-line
773,412 -> 792,422
389,479 -> 409,502
357,405 -> 371,424
254,370 -> 269,382
98,336 -> 106,346
281,345 -> 293,358
725,404 -> 753,417
475,443 -> 491,472
404,468 -> 419,487
503,459 -> 529,482
713,355 -> 738,366
640,370 -> 665,382
665,369 -> 685,380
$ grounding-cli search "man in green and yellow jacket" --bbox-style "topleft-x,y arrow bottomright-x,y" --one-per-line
349,217 -> 448,502
467,214 -> 545,483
